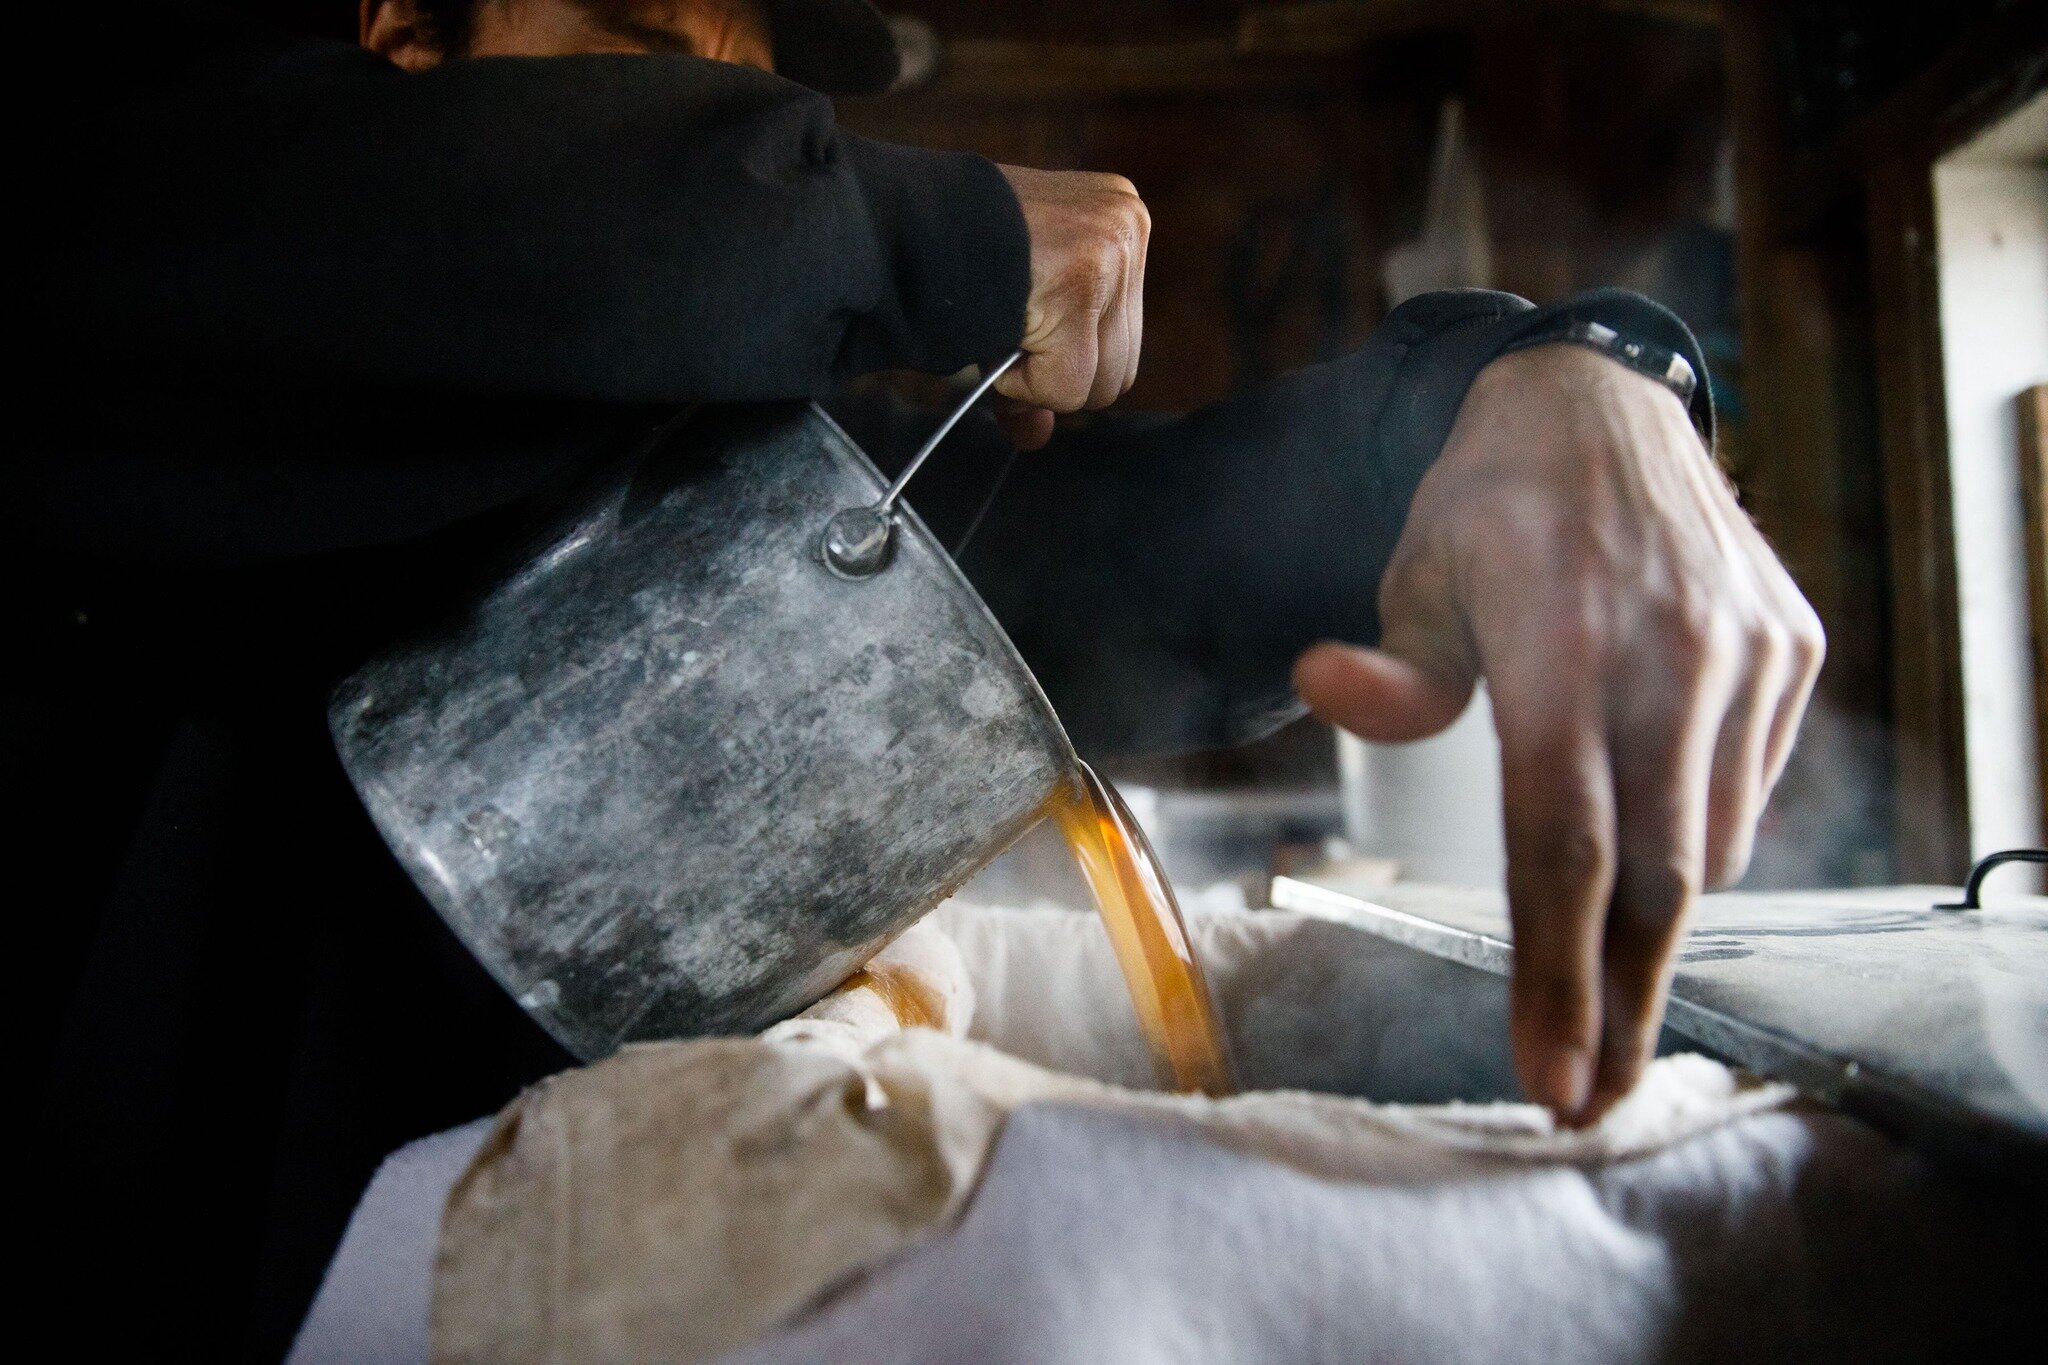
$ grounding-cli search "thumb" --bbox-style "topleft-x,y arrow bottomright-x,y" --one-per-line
994,398 -> 1055,451
1293,640 -> 1477,743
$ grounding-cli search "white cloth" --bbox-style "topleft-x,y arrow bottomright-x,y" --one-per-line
295,1084 -> 2010,1364
289,1119 -> 492,1365
727,1101 -> 1999,1365
289,906 -> 2023,1363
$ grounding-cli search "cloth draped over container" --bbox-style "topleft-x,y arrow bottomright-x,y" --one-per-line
428,915 -> 1793,1363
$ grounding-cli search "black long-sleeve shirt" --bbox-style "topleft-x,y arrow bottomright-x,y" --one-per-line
25,20 -> 1230,755
17,9 -> 1711,1358
23,11 -> 1710,749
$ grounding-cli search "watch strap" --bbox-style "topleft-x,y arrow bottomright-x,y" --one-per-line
1498,318 -> 1699,407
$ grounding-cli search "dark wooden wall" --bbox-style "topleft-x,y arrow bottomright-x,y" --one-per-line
843,2 -> 1728,413
841,1 -> 2047,886
841,2 -> 1781,845
1728,0 -> 2045,882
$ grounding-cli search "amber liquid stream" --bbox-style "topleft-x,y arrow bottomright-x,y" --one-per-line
1049,762 -> 1237,1097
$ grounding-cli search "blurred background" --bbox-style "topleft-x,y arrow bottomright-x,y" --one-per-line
234,0 -> 2048,899
837,1 -> 2047,902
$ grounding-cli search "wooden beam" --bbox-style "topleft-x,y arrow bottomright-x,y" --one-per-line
1777,3 -> 2048,234
1235,1 -> 1483,54
1726,0 -> 1900,882
1866,157 -> 1973,880
1234,0 -> 1719,57
1852,10 -> 2045,878
883,38 -> 1361,101
1596,0 -> 1720,25
2022,385 -> 2048,843
873,3 -> 1737,104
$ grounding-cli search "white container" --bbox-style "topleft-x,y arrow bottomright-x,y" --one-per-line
1337,684 -> 1506,888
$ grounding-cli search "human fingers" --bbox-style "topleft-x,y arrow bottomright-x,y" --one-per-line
1699,479 -> 1826,798
1292,641 -> 1475,744
1090,242 -> 1135,411
993,398 -> 1056,452
1118,193 -> 1148,399
1494,666 -> 1617,1121
992,165 -> 1148,415
1294,502 -> 1481,741
1758,587 -> 1826,796
1701,622 -> 1790,888
1581,635 -> 1736,1122
999,303 -> 1102,415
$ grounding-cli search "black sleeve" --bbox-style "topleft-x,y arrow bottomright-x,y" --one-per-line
22,16 -> 1030,575
862,287 -> 1712,757
37,22 -> 1028,404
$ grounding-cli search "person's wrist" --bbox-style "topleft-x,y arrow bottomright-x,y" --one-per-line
1469,342 -> 1701,447
1500,318 -> 1697,406
837,135 -> 1031,377
1486,289 -> 1715,448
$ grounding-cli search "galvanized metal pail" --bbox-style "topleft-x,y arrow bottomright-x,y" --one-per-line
329,399 -> 1074,1060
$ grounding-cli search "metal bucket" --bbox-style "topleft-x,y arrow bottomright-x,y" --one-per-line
329,398 -> 1075,1060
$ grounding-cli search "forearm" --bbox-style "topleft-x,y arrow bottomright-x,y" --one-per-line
953,353 -> 1403,756
942,288 -> 1713,756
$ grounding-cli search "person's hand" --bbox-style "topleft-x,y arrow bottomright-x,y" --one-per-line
992,165 -> 1150,450
1292,343 -> 1824,1125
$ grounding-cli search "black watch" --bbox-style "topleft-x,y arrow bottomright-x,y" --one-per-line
1499,319 -> 1699,407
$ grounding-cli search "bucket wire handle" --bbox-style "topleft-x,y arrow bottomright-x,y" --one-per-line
822,350 -> 1024,578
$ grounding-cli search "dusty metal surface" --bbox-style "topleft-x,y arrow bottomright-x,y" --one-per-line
331,402 -> 1075,1060
1272,876 -> 2048,1179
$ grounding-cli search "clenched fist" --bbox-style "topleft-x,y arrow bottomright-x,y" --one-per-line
993,165 -> 1150,450
1294,344 -> 1824,1126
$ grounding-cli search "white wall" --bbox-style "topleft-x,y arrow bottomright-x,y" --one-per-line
1933,92 -> 2048,861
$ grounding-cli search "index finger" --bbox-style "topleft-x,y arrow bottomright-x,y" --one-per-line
1493,666 -> 1616,1120
1090,259 -> 1133,411
995,314 -> 1099,414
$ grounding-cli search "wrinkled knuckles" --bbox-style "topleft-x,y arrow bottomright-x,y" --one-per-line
1545,599 -> 1615,669
1789,607 -> 1827,678
1519,825 -> 1615,899
1748,620 -> 1793,678
1059,253 -> 1119,321
1034,359 -> 1094,414
1615,856 -> 1699,931
1648,594 -> 1740,672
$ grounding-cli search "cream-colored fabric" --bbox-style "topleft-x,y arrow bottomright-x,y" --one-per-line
757,915 -> 977,1064
431,1020 -> 1791,1364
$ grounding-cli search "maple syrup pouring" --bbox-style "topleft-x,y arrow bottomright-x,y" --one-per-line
1049,762 -> 1237,1097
